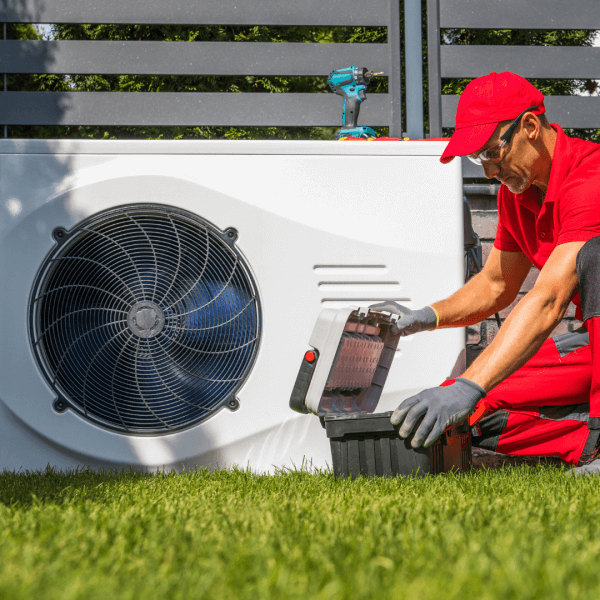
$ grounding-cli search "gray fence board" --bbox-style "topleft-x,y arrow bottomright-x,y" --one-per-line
0,40 -> 390,76
387,0 -> 402,138
443,95 -> 600,130
0,91 -> 391,126
404,0 -> 423,138
426,0 -> 442,138
440,0 -> 600,29
0,0 -> 390,26
442,46 -> 600,79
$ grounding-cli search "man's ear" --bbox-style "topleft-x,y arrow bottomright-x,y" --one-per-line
523,113 -> 541,142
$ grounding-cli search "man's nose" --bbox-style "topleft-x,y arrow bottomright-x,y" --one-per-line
482,161 -> 501,180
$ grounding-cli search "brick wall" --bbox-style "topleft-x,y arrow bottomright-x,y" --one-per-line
465,195 -> 582,361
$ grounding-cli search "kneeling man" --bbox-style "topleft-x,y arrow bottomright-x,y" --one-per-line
383,72 -> 600,475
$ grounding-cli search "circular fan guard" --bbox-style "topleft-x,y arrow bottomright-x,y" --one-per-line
30,205 -> 261,434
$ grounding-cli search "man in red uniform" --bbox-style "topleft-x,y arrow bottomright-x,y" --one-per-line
380,71 -> 600,474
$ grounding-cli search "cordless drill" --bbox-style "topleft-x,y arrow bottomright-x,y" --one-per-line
327,66 -> 382,139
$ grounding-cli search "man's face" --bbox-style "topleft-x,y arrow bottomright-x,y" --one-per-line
474,118 -> 538,194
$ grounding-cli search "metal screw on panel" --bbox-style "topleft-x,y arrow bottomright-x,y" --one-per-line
224,228 -> 238,242
53,228 -> 67,243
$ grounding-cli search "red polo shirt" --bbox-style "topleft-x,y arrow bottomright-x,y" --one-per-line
493,124 -> 600,319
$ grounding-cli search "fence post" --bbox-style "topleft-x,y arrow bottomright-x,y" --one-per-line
4,22 -> 6,139
404,0 -> 424,138
388,0 -> 403,137
426,0 -> 442,137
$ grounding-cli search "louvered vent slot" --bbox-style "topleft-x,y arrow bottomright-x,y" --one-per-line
314,265 -> 410,309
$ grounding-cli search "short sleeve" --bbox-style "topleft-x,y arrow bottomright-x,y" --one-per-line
557,163 -> 600,245
494,219 -> 522,252
493,187 -> 523,252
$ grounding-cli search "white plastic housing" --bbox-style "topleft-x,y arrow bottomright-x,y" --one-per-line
305,306 -> 358,414
0,139 -> 465,473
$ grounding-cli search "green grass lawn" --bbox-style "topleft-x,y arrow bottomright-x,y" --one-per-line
1,465 -> 599,600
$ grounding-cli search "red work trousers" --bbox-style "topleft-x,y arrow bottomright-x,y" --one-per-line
471,326 -> 600,465
470,236 -> 600,465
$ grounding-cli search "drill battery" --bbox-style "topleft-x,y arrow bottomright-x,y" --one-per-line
289,306 -> 472,478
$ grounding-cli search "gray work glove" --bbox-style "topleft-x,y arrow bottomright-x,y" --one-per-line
390,377 -> 486,448
370,301 -> 438,336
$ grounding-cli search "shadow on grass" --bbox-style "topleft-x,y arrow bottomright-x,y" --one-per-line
0,457 -> 572,508
0,466 -> 188,508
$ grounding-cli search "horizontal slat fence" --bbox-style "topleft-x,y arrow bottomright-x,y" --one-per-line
0,92 -> 391,126
441,46 -> 600,80
428,0 -> 600,154
0,41 -> 388,76
439,0 -> 600,30
0,0 -> 402,134
444,96 -> 600,130
0,0 -> 391,26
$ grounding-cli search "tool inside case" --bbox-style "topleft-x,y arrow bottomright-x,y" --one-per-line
290,306 -> 471,478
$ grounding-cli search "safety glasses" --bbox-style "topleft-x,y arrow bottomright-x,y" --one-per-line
468,104 -> 540,165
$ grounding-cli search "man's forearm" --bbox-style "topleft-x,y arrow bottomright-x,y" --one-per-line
462,288 -> 568,392
431,271 -> 516,329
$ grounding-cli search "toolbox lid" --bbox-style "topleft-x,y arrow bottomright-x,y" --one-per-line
290,306 -> 401,416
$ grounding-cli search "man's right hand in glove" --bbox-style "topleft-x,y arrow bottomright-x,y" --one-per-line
390,378 -> 486,448
370,301 -> 439,336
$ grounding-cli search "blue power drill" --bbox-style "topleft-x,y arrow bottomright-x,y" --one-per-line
327,66 -> 382,139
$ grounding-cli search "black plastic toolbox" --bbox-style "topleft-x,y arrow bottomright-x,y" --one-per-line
324,411 -> 471,479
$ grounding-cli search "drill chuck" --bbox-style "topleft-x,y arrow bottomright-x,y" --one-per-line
355,67 -> 376,85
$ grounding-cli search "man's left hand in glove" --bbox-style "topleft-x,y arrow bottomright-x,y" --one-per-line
390,377 -> 487,448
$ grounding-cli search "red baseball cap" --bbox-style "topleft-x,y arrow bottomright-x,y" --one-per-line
440,72 -> 545,164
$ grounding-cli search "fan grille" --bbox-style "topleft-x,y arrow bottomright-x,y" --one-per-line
30,205 -> 261,434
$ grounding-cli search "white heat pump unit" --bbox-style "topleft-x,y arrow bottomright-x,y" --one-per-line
0,139 -> 464,473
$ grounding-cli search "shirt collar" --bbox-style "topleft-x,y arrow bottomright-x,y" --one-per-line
515,187 -> 541,215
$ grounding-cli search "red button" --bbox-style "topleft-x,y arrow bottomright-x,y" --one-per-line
540,232 -> 546,239
305,351 -> 316,363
